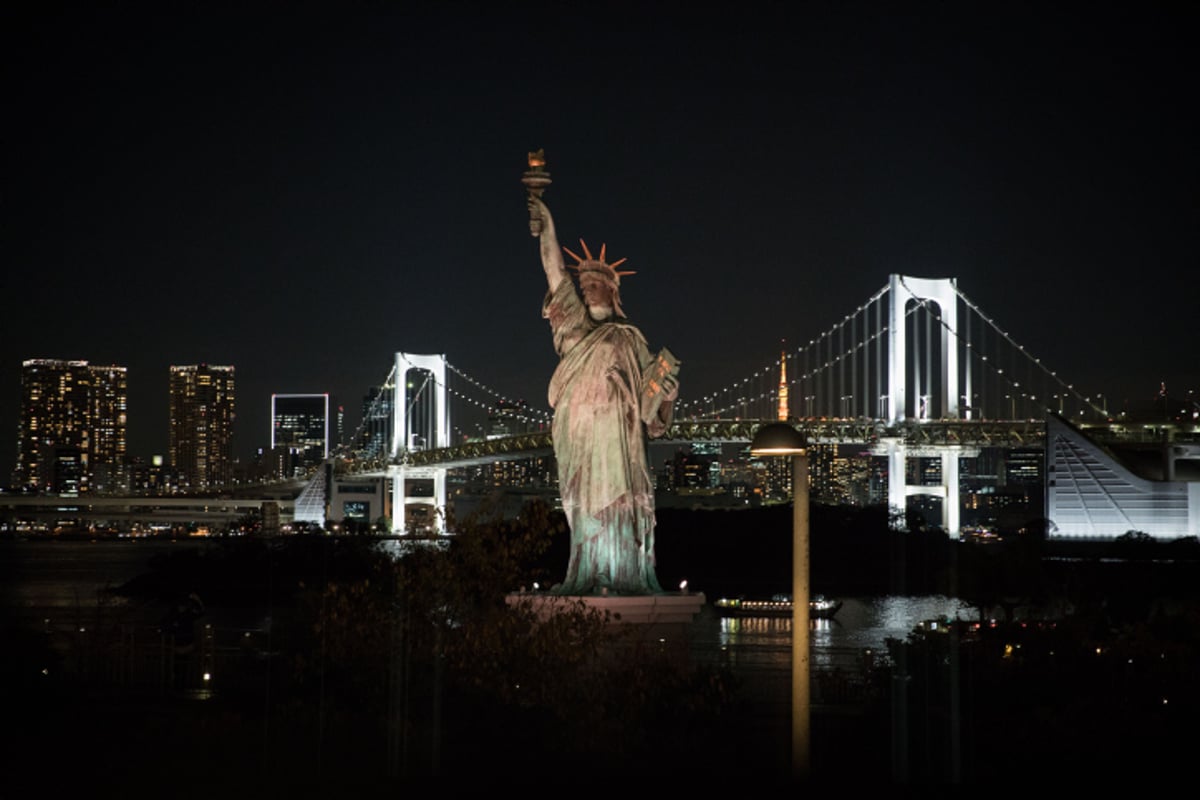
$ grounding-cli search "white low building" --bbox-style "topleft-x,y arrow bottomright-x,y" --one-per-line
1046,414 -> 1200,540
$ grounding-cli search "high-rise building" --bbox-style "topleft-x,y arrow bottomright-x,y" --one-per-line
89,364 -> 129,492
271,393 -> 331,473
1002,447 -> 1043,490
357,385 -> 392,459
810,443 -> 860,505
13,359 -> 127,493
487,399 -> 533,439
672,447 -> 713,490
169,364 -> 235,491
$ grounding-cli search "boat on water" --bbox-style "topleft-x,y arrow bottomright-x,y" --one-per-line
714,594 -> 843,619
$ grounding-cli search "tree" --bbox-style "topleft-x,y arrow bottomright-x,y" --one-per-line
289,497 -> 736,778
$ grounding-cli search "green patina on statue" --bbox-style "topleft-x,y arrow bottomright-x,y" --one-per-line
526,170 -> 679,596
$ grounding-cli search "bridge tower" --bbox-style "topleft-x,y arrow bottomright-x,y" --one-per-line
886,274 -> 960,424
885,275 -> 962,535
389,353 -> 451,535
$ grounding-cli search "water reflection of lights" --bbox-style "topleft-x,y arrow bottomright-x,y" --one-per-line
877,595 -> 969,631
718,615 -> 834,647
719,614 -> 790,646
811,618 -> 834,647
708,597 -> 972,679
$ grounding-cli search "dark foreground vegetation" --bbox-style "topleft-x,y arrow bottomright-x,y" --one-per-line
3,502 -> 1199,791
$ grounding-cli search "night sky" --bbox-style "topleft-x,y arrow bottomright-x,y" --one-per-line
3,3 -> 1196,467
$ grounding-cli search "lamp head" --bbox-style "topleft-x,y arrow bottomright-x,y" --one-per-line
750,422 -> 807,456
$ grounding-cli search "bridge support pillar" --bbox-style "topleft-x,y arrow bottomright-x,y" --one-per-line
881,438 -> 962,536
884,438 -> 907,529
941,447 -> 961,539
390,465 -> 448,535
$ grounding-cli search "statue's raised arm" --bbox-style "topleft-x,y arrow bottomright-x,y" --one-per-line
529,196 -> 567,294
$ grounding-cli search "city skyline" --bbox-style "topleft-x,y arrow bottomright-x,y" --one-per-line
4,5 -> 1196,467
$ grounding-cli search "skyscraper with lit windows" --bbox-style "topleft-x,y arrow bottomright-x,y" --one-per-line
271,393 -> 331,472
169,364 -> 235,490
89,364 -> 129,491
12,359 -> 127,493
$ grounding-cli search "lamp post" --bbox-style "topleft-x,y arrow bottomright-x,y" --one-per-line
751,421 -> 809,781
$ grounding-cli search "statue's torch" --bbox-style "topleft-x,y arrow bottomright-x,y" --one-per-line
521,149 -> 552,236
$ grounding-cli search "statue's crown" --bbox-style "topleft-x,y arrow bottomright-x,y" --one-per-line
562,239 -> 636,285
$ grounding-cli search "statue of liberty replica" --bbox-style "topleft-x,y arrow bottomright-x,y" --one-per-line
524,151 -> 680,596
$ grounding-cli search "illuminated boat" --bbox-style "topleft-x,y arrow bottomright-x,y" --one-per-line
714,594 -> 842,619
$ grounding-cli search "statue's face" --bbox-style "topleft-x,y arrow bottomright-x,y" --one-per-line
581,277 -> 615,321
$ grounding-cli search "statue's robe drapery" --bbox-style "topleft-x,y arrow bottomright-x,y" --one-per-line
543,280 -> 668,595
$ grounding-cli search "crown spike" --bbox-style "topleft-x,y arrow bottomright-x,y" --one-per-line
559,239 -> 635,280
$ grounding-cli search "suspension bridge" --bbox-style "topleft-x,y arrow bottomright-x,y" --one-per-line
7,274 -> 1194,540
296,274 -> 1198,539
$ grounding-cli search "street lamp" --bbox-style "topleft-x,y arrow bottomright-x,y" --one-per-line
750,421 -> 809,781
